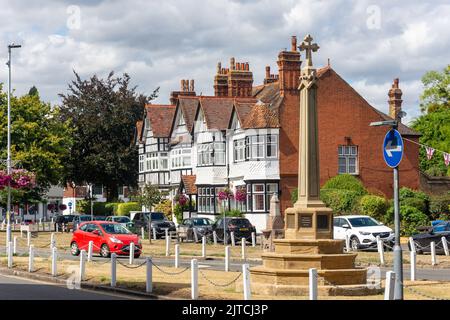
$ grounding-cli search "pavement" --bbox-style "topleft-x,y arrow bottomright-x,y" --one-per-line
0,273 -> 135,300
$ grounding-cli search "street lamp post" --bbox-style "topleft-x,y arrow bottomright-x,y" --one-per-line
6,44 -> 21,245
370,119 -> 404,299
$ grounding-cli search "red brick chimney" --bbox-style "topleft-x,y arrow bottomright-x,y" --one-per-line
170,79 -> 196,104
277,36 -> 301,96
214,62 -> 229,97
228,58 -> 253,97
388,78 -> 403,123
264,65 -> 279,85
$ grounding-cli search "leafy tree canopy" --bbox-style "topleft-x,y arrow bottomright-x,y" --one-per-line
58,71 -> 158,201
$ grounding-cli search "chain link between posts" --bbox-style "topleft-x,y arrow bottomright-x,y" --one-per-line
199,269 -> 242,287
151,260 -> 190,275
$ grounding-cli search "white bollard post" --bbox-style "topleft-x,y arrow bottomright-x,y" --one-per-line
191,259 -> 198,299
111,253 -> 117,287
213,231 -> 218,245
377,236 -> 385,266
409,237 -> 416,253
56,223 -> 59,233
242,263 -> 252,300
129,242 -> 135,265
309,268 -> 318,300
13,236 -> 17,255
225,245 -> 230,272
88,241 -> 93,262
193,228 -> 199,243
152,228 -> 157,240
431,241 -> 437,266
241,238 -> 246,260
175,244 -> 180,268
146,257 -> 153,293
384,271 -> 396,300
231,232 -> 235,247
441,237 -> 449,256
51,247 -> 57,277
27,231 -> 31,247
165,230 -> 170,257
410,251 -> 416,281
202,236 -> 206,258
141,227 -> 145,240
345,234 -> 350,252
50,232 -> 56,249
79,250 -> 86,282
251,232 -> 256,247
28,245 -> 34,272
7,242 -> 13,268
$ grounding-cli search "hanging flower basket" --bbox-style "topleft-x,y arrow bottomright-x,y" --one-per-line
47,204 -> 56,211
218,188 -> 234,201
59,204 -> 67,211
175,194 -> 189,206
234,188 -> 247,202
0,169 -> 36,190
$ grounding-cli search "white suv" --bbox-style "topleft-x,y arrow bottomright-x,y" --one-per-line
333,215 -> 394,251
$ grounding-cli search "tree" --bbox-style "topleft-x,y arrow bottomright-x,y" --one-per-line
58,71 -> 158,201
28,86 -> 39,97
134,183 -> 164,211
412,65 -> 450,176
0,84 -> 73,204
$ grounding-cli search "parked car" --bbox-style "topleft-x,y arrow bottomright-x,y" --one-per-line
106,216 -> 132,227
70,221 -> 141,258
409,220 -> 450,254
130,212 -> 176,238
54,214 -> 76,232
92,216 -> 108,221
333,215 -> 395,251
178,218 -> 214,242
212,217 -> 256,244
72,215 -> 94,231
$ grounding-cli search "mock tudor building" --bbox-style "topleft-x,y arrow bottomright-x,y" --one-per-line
136,36 -> 420,231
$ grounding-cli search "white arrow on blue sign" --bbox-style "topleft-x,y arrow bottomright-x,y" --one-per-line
383,129 -> 404,168
68,201 -> 73,208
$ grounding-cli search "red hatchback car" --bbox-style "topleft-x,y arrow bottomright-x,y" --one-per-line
70,221 -> 142,258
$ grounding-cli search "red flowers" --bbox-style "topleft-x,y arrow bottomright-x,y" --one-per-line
234,188 -> 246,202
0,169 -> 36,190
175,194 -> 189,206
218,188 -> 234,201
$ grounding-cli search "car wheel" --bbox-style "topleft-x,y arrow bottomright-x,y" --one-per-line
70,242 -> 80,256
134,254 -> 141,259
100,244 -> 110,258
350,237 -> 360,251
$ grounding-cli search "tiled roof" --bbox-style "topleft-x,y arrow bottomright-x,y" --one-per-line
145,104 -> 176,137
178,96 -> 199,132
198,97 -> 236,130
242,103 -> 280,129
135,120 -> 143,143
181,175 -> 197,194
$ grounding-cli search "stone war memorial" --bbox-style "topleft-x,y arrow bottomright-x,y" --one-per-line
250,34 -> 380,296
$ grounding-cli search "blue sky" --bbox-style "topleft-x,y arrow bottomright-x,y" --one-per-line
0,0 -> 449,124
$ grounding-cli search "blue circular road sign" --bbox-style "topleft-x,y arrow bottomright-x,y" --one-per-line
68,201 -> 73,208
383,129 -> 404,168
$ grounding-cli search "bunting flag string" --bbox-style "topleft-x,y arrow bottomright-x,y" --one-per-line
403,137 -> 449,167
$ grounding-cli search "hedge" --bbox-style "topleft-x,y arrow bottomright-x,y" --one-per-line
429,194 -> 450,219
116,202 -> 141,216
75,200 -> 114,216
385,205 -> 429,236
320,188 -> 361,215
322,174 -> 367,196
358,195 -> 387,221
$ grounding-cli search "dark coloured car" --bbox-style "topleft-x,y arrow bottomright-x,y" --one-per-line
410,221 -> 450,254
178,218 -> 214,242
54,215 -> 76,232
213,217 -> 256,244
130,212 -> 176,238
93,216 -> 108,221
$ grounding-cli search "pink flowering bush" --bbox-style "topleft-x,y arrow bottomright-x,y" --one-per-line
234,188 -> 246,202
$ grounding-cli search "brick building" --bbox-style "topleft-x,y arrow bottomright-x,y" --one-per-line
136,36 -> 420,228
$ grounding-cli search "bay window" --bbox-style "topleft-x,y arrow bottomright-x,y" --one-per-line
197,142 -> 226,166
245,181 -> 279,213
233,134 -> 279,162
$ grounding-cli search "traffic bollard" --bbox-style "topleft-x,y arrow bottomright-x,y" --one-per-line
241,238 -> 246,260
225,246 -> 230,272
146,257 -> 153,293
141,227 -> 145,240
51,247 -> 57,277
191,259 -> 198,299
153,228 -> 157,240
88,241 -> 93,262
79,250 -> 86,282
7,242 -> 13,268
213,231 -> 218,245
13,236 -> 17,255
242,264 -> 252,300
27,231 -> 31,247
165,230 -> 170,257
431,241 -> 437,266
309,268 -> 318,300
111,253 -> 117,287
251,232 -> 256,247
377,236 -> 385,266
202,236 -> 206,258
129,242 -> 135,265
410,251 -> 416,281
384,271 -> 396,300
231,232 -> 235,247
28,245 -> 34,272
175,244 -> 180,268
442,237 -> 449,256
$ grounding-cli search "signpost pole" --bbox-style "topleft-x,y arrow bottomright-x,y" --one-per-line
393,165 -> 403,300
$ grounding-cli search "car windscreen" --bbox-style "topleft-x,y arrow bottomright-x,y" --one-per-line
227,219 -> 251,227
145,212 -> 166,221
348,217 -> 380,227
94,216 -> 107,221
100,223 -> 131,234
114,217 -> 130,223
80,216 -> 92,222
192,218 -> 211,226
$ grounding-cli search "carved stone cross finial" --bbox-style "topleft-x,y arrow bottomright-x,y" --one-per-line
299,34 -> 319,67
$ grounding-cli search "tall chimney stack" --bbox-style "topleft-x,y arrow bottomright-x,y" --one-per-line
265,66 -> 271,79
291,36 -> 297,52
388,78 -> 403,123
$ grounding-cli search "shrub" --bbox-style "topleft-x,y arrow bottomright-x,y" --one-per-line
400,197 -> 428,213
154,200 -> 172,219
105,203 -> 120,215
173,204 -> 183,223
385,205 -> 429,236
358,195 -> 387,221
322,174 -> 367,196
399,187 -> 430,216
320,189 -> 361,215
223,209 -> 243,217
75,200 -> 114,216
116,202 -> 141,216
429,194 -> 450,219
